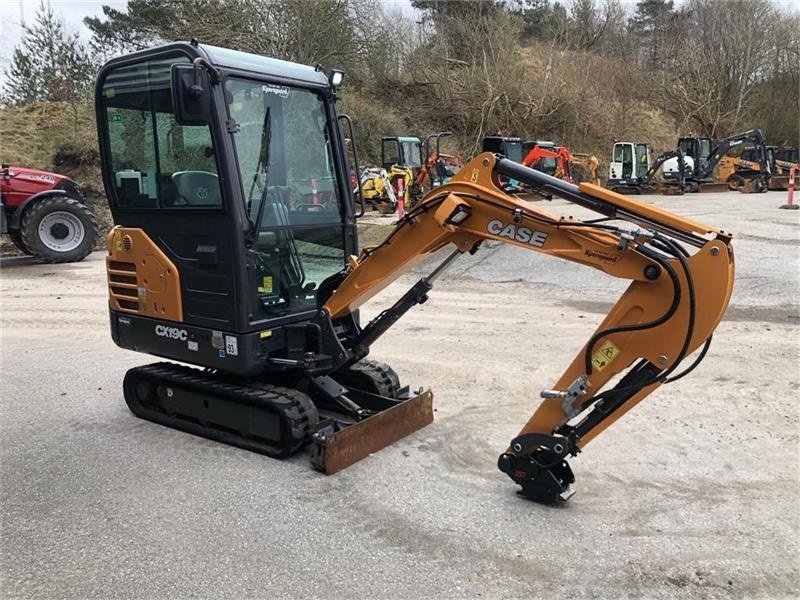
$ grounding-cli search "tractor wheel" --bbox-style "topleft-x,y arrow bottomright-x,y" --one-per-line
8,231 -> 32,255
19,196 -> 99,263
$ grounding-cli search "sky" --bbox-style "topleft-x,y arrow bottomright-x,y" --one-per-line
0,0 -> 125,72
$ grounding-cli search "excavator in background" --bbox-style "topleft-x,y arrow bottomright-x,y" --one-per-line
361,133 -> 463,212
607,142 -> 653,193
413,132 -> 464,200
355,167 -> 398,213
607,143 -> 689,195
720,145 -> 799,191
482,136 -> 524,189
96,41 -> 735,504
483,136 -> 524,163
667,130 -> 770,193
608,130 -> 770,194
521,141 -> 600,185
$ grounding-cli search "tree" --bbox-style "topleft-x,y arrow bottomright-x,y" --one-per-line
3,2 -> 96,107
83,0 -> 179,60
630,0 -> 675,69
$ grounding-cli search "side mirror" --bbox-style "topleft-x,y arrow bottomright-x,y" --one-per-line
1,163 -> 10,179
171,63 -> 212,125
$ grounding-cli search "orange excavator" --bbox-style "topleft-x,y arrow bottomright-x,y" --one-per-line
522,141 -> 600,185
413,132 -> 464,197
97,41 -> 735,504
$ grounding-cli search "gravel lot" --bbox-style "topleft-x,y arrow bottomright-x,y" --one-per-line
1,189 -> 798,599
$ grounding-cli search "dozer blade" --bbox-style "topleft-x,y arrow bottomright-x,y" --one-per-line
696,182 -> 732,193
310,389 -> 433,474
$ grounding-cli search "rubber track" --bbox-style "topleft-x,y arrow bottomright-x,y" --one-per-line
124,362 -> 317,457
339,359 -> 401,398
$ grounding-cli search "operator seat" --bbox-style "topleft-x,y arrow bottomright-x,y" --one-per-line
171,170 -> 222,206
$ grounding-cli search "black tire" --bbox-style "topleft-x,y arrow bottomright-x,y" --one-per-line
336,359 -> 401,398
8,231 -> 32,255
19,196 -> 99,263
728,175 -> 744,191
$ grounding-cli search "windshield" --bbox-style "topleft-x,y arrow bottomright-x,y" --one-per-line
225,77 -> 346,319
699,139 -> 712,160
635,144 -> 649,169
401,141 -> 422,168
225,78 -> 342,224
678,138 -> 695,157
505,142 -> 523,163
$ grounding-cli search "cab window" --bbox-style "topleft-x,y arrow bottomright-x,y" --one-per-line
382,139 -> 400,168
99,56 -> 222,209
401,141 -> 422,168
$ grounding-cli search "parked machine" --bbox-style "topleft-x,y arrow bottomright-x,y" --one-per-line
414,132 -> 463,197
483,136 -> 524,189
0,163 -> 98,262
720,145 -> 799,191
362,133 -> 463,211
607,142 -> 653,192
483,136 -> 524,163
608,131 -> 770,194
355,167 -> 397,213
670,130 -> 769,193
96,41 -> 734,504
522,141 -> 600,185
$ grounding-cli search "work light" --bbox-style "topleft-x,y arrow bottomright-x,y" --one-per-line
329,70 -> 344,88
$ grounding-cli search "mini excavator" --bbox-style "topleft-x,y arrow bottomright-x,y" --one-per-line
97,42 -> 734,504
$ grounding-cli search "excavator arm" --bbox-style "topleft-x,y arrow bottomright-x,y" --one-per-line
315,153 -> 734,503
703,129 -> 770,180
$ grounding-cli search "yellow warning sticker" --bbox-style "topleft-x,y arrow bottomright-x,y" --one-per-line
592,340 -> 620,372
470,168 -> 479,183
114,230 -> 123,251
257,276 -> 273,294
260,330 -> 272,339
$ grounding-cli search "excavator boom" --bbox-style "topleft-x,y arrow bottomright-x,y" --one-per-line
317,153 -> 734,503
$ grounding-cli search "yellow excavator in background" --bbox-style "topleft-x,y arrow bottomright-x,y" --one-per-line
719,145 -> 800,191
97,42 -> 734,504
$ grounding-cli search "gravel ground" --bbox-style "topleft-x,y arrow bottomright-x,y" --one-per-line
1,189 -> 798,599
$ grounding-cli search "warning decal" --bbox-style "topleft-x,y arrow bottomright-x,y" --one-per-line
592,340 -> 620,372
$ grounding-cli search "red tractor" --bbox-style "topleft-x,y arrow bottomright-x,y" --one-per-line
1,163 -> 98,262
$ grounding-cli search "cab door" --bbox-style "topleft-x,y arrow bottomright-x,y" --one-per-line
98,53 -> 242,331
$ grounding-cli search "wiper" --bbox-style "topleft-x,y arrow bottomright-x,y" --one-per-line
250,106 -> 272,240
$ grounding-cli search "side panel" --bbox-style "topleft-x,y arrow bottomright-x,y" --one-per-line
109,311 -> 281,376
106,226 -> 183,321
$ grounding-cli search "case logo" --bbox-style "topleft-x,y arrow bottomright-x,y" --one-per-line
486,219 -> 548,247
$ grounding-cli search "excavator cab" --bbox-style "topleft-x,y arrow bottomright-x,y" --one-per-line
96,42 -> 433,474
482,136 -> 523,163
609,142 -> 651,181
677,137 -> 713,177
483,137 -> 524,189
381,136 -> 423,173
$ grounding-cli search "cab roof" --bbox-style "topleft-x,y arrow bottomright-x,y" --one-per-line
99,41 -> 331,88
200,44 -> 330,86
383,136 -> 422,143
